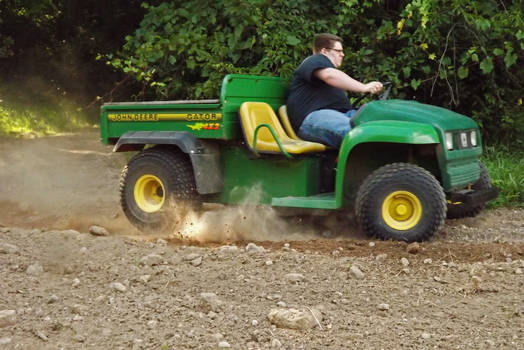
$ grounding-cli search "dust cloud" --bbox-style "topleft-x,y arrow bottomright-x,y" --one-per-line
0,131 -> 358,241
164,186 -> 322,243
0,131 -> 130,231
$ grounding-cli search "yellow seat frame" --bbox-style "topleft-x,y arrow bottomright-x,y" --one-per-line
239,102 -> 326,156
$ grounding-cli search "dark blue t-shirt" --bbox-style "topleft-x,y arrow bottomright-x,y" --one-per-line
286,54 -> 352,131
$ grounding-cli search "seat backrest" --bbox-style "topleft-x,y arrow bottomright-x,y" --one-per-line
239,102 -> 292,152
278,105 -> 301,140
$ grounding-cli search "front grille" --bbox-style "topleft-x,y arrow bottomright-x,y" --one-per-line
446,161 -> 480,189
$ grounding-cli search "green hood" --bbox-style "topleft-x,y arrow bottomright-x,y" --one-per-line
353,100 -> 478,131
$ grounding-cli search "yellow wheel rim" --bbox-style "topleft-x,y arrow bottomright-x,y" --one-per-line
382,191 -> 422,230
134,174 -> 165,213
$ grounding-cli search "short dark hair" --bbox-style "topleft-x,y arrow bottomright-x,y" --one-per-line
313,33 -> 342,54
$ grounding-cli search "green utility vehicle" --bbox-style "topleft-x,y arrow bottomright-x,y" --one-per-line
100,74 -> 498,242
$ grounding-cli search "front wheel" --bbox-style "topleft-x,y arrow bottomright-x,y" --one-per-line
120,147 -> 198,230
355,163 -> 446,242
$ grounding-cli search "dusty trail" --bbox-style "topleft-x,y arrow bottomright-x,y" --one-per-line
0,130 -> 522,247
0,130 -> 522,349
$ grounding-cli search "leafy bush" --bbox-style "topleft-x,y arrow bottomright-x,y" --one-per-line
111,0 -> 523,144
482,146 -> 524,207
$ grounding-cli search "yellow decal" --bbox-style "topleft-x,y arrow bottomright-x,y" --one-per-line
108,113 -> 222,122
187,123 -> 221,131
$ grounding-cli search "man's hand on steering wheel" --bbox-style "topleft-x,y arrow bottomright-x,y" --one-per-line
364,81 -> 383,94
352,82 -> 392,108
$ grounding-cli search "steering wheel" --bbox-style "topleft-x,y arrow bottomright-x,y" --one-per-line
352,82 -> 392,108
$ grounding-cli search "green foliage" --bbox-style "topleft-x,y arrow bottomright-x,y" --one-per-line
113,0 -> 523,144
482,146 -> 524,207
110,0 -> 333,99
0,81 -> 89,136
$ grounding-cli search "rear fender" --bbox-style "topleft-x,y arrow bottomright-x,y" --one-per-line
114,131 -> 222,194
335,121 -> 440,207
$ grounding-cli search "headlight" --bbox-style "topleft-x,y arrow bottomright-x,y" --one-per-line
470,131 -> 477,146
445,132 -> 453,150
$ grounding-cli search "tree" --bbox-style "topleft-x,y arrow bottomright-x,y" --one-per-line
111,0 -> 523,144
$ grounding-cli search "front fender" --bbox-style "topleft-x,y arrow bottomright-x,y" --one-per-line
335,121 -> 440,207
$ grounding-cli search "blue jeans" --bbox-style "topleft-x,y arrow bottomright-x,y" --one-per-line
298,109 -> 356,148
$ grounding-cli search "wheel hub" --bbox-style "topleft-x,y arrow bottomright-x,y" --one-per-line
134,174 -> 166,213
382,191 -> 422,230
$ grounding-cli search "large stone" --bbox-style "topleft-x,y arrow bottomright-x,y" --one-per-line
0,337 -> 12,345
190,256 -> 203,267
406,242 -> 420,254
26,263 -> 44,276
246,243 -> 265,254
110,282 -> 127,292
284,273 -> 305,283
350,265 -> 365,279
219,245 -> 239,254
183,253 -> 201,262
200,292 -> 223,312
0,243 -> 19,254
0,310 -> 16,328
89,225 -> 109,236
140,254 -> 163,266
267,308 -> 322,330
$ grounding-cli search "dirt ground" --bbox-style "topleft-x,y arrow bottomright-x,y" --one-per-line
0,130 -> 522,349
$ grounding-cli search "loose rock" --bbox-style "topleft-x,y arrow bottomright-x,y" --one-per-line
246,242 -> 265,253
406,242 -> 420,254
89,225 -> 109,236
26,263 -> 44,276
271,338 -> 283,348
378,303 -> 390,311
219,245 -> 238,254
140,253 -> 163,266
350,265 -> 365,279
0,310 -> 16,327
190,256 -> 203,267
218,340 -> 231,348
110,282 -> 127,292
156,238 -> 168,246
72,278 -> 81,287
267,308 -> 322,330
183,253 -> 201,262
0,243 -> 19,254
200,292 -> 223,312
284,273 -> 305,283
472,276 -> 482,290
0,337 -> 12,345
400,257 -> 410,267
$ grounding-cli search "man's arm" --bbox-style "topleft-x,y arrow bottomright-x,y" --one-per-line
314,68 -> 382,94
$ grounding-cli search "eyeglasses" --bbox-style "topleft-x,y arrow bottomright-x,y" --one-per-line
327,47 -> 344,54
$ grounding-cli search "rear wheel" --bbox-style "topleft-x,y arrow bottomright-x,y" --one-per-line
355,163 -> 446,242
120,147 -> 198,230
447,162 -> 491,219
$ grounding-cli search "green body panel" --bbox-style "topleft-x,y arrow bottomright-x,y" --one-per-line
354,99 -> 477,130
100,74 -> 289,145
271,192 -> 337,209
335,120 -> 440,208
211,146 -> 322,205
220,74 -> 289,139
350,99 -> 482,191
100,102 -> 223,144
